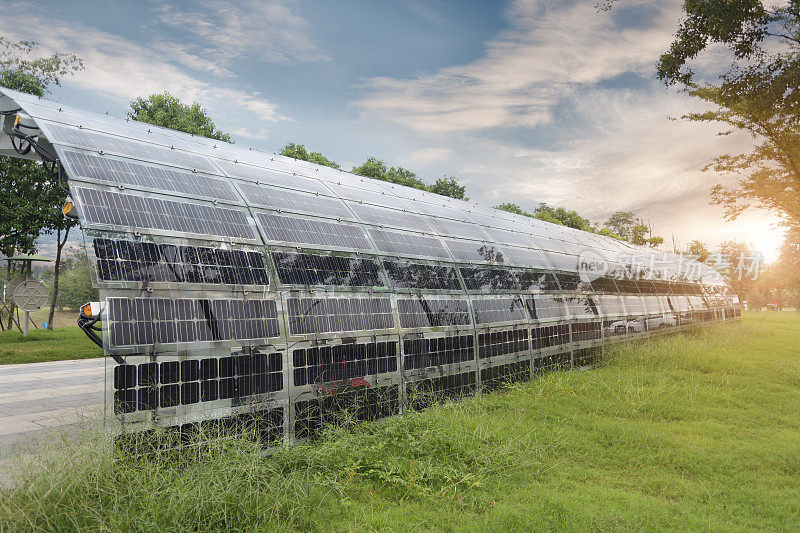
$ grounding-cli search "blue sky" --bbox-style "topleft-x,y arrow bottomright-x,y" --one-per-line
0,0 -> 786,260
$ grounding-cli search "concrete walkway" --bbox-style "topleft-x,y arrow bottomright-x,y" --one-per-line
0,358 -> 105,455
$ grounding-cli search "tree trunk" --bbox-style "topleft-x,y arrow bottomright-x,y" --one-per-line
47,226 -> 69,330
5,260 -> 14,331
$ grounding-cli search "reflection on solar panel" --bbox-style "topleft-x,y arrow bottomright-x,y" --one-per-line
444,239 -> 506,263
272,251 -> 382,287
94,238 -> 268,286
471,297 -> 529,324
459,267 -> 518,292
383,260 -> 462,290
397,298 -> 471,328
0,87 -> 736,448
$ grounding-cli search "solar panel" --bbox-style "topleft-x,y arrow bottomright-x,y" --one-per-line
348,202 -> 433,233
563,296 -> 599,318
527,294 -> 569,321
106,297 -> 280,348
257,213 -> 372,250
383,260 -> 462,290
478,329 -> 529,359
214,159 -> 332,195
459,267 -> 519,292
22,101 -> 199,152
397,298 -> 472,328
272,251 -> 382,287
425,216 -> 492,240
325,182 -> 413,210
292,341 -> 397,386
444,238 -> 507,263
470,297 -> 529,324
0,87 -> 740,448
41,121 -> 220,175
62,149 -> 240,203
285,297 -> 393,334
93,238 -> 268,286
368,228 -> 450,259
514,269 -> 560,291
76,187 -> 255,240
239,182 -> 355,220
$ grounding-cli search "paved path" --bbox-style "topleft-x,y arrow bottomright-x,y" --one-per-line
0,358 -> 105,455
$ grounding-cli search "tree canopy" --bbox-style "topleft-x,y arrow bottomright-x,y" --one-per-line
0,38 -> 83,258
280,142 -> 340,169
652,1 -> 800,229
129,93 -> 232,142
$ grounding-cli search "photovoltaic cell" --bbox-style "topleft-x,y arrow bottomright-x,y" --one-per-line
112,352 -> 283,413
272,251 -> 382,287
292,341 -> 397,386
43,122 -> 219,174
471,297 -> 529,324
347,202 -> 433,233
106,297 -> 280,348
93,238 -> 268,286
76,187 -> 255,240
459,267 -> 519,292
444,239 -> 506,263
397,298 -> 471,328
257,213 -> 371,250
383,260 -> 462,290
215,159 -> 331,195
286,297 -> 393,335
240,182 -> 355,220
403,334 -> 474,370
478,329 -> 529,358
368,228 -> 450,259
62,150 -> 239,202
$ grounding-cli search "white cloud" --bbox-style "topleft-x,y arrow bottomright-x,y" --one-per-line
0,7 -> 282,124
353,0 -> 784,257
151,0 -> 326,67
356,0 -> 682,132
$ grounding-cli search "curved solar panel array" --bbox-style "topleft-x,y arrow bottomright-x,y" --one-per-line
0,88 -> 741,446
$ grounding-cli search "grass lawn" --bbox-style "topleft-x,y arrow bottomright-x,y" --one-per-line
0,312 -> 798,531
0,326 -> 101,365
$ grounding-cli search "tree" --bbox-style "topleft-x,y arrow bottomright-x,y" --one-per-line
430,176 -> 468,200
129,93 -> 232,142
351,156 -> 468,199
535,203 -> 594,232
716,240 -> 760,297
280,142 -> 340,169
42,249 -> 97,312
685,240 -> 711,263
0,37 -> 83,330
603,211 -> 664,247
495,203 -> 533,217
651,1 -> 800,229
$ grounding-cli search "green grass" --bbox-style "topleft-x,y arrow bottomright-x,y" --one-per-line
0,326 -> 101,365
1,312 -> 799,531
